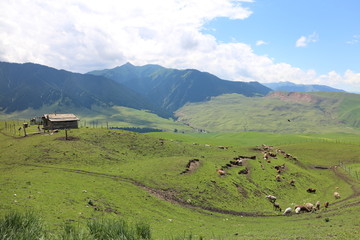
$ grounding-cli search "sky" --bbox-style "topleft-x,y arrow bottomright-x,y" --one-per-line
0,0 -> 359,92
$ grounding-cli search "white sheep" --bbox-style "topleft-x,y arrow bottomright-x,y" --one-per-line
295,207 -> 301,214
334,192 -> 341,199
305,203 -> 315,212
283,207 -> 292,215
265,195 -> 277,203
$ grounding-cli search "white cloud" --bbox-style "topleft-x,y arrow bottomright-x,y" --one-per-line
0,1 -> 359,92
296,32 -> 319,47
346,35 -> 360,45
255,40 -> 268,46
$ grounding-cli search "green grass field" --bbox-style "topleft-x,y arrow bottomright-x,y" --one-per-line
0,121 -> 359,239
175,92 -> 360,134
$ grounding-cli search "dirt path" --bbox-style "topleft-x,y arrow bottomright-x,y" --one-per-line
19,163 -> 275,217
16,162 -> 360,217
330,166 -> 360,206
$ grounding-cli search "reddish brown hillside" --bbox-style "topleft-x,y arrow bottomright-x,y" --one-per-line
266,91 -> 319,103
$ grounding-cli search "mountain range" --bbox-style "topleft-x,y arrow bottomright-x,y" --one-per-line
0,61 -> 271,117
262,81 -> 345,92
1,61 -> 358,133
0,62 -> 170,117
88,63 -> 271,112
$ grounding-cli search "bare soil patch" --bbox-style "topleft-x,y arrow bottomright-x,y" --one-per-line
55,136 -> 80,141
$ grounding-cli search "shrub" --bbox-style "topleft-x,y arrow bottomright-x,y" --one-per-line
88,218 -> 151,240
135,222 -> 151,239
58,223 -> 89,240
0,211 -> 46,240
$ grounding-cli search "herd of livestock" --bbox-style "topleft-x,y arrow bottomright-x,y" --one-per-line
214,144 -> 341,215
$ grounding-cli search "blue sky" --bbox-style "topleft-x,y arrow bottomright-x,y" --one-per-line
0,0 -> 359,92
203,0 -> 360,75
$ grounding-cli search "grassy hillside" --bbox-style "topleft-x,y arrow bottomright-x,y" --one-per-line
0,62 -> 170,116
1,122 -> 360,239
175,92 -> 360,134
0,105 -> 193,133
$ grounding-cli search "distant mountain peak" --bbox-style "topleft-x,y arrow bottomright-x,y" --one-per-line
89,63 -> 271,111
262,81 -> 345,92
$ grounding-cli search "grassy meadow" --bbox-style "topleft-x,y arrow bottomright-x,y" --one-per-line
0,121 -> 360,239
175,92 -> 360,134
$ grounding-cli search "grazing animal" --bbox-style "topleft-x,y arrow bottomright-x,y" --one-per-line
275,175 -> 282,182
263,153 -> 269,160
283,207 -> 292,215
315,201 -> 320,210
269,152 -> 277,158
304,203 -> 315,212
289,179 -> 296,186
307,188 -> 316,193
230,160 -> 243,166
238,168 -> 249,174
324,201 -> 329,208
273,202 -> 282,212
218,146 -> 228,150
295,207 -> 301,214
294,205 -> 310,213
217,169 -> 226,176
266,195 -> 277,203
334,192 -> 341,199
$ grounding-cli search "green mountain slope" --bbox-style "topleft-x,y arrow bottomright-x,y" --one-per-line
1,126 -> 360,238
89,63 -> 271,111
175,91 -> 360,133
0,62 -> 170,118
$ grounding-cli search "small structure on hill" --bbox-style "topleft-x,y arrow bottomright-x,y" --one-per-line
42,113 -> 79,130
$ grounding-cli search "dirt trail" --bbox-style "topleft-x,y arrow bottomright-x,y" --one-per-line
330,166 -> 360,206
20,163 -> 274,217
17,163 -> 360,217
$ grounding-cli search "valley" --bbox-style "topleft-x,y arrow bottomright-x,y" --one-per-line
0,62 -> 359,239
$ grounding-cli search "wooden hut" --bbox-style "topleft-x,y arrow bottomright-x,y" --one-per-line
42,114 -> 79,130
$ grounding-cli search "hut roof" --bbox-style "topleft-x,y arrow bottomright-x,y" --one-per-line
44,114 -> 79,122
